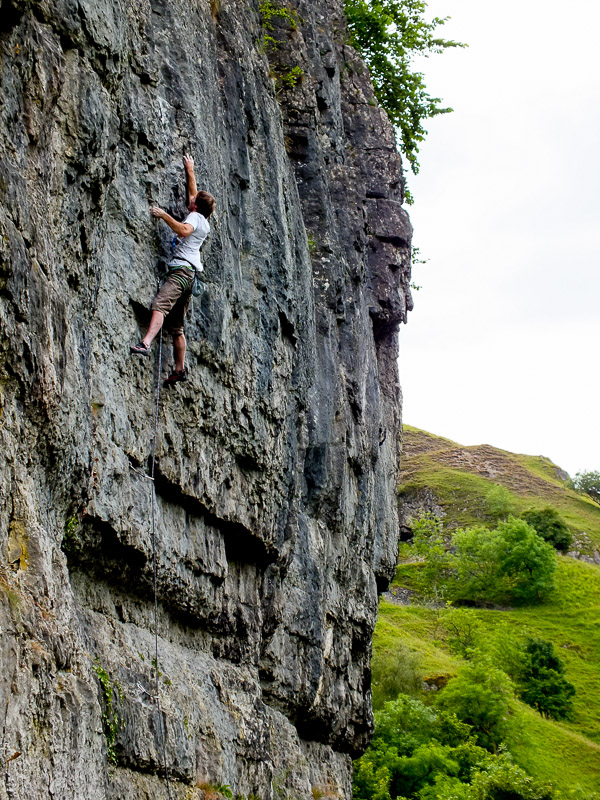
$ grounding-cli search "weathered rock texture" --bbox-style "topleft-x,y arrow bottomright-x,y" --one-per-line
0,0 -> 412,797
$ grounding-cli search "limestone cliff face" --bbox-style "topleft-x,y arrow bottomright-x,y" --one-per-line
0,0 -> 412,797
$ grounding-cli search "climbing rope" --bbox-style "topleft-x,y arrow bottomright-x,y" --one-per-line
149,324 -> 175,800
127,314 -> 174,799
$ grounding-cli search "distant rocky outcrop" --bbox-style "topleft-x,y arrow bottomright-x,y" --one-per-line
0,0 -> 412,797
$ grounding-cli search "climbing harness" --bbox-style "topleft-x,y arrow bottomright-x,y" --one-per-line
170,233 -> 207,296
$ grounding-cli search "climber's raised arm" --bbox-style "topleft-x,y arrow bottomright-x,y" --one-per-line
150,206 -> 194,237
183,153 -> 198,207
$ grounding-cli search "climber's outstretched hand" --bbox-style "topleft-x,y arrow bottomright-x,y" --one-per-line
183,153 -> 194,171
150,206 -> 165,218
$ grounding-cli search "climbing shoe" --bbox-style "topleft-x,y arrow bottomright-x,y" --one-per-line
130,342 -> 151,357
163,368 -> 188,387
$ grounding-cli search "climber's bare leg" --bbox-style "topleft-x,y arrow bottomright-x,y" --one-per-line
173,333 -> 186,372
142,310 -> 164,348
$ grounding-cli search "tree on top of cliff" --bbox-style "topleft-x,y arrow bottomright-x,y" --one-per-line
344,0 -> 466,175
571,470 -> 600,506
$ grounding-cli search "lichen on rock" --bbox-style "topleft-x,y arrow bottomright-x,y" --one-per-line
0,0 -> 412,797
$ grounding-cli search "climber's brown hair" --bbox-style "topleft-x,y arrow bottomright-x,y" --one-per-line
194,191 -> 216,218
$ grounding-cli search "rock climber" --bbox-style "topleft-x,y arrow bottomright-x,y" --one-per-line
130,154 -> 215,386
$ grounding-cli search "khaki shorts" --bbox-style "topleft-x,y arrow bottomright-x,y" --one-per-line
151,268 -> 193,336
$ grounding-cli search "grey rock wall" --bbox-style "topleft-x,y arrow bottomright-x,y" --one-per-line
0,0 -> 412,797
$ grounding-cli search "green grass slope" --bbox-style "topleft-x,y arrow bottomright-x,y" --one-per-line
372,426 -> 600,795
377,561 -> 600,793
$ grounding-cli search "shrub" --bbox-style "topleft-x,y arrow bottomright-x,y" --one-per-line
448,524 -> 505,604
372,644 -> 422,708
442,606 -> 483,659
485,485 -> 514,520
419,755 -> 554,800
449,517 -> 556,605
520,507 -> 573,552
517,639 -> 576,720
493,517 -> 557,604
572,470 -> 600,506
353,693 -> 553,800
410,513 -> 452,597
353,696 -> 475,800
375,694 -> 438,755
436,659 -> 513,751
466,754 -> 554,800
407,516 -> 556,606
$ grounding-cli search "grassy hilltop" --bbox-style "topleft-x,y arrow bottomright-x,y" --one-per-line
364,427 -> 600,798
398,426 -> 600,556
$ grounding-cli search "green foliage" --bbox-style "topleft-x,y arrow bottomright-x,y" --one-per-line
410,513 -> 450,597
493,518 -> 557,604
259,0 -> 298,32
408,516 -> 556,606
450,518 -> 557,605
376,593 -> 600,794
372,644 -> 422,708
258,2 -> 304,97
353,694 -> 555,800
465,754 -> 554,800
410,245 -> 427,290
394,742 -> 462,797
62,514 -> 80,553
277,65 -> 304,91
441,606 -> 483,659
517,639 -> 576,720
93,658 -> 124,765
448,524 -> 505,604
418,753 -> 554,800
520,507 -> 573,552
343,0 -> 466,173
375,694 -> 438,755
197,784 -> 234,799
485,485 -> 514,521
353,696 -> 470,800
436,660 -> 513,751
572,470 -> 600,506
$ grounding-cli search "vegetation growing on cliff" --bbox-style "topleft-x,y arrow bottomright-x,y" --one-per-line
93,659 -> 124,765
258,2 -> 306,94
343,0 -> 466,174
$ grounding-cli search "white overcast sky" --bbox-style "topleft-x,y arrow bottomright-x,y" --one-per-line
398,0 -> 600,476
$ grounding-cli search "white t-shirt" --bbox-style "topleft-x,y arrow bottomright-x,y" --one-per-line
169,212 -> 210,271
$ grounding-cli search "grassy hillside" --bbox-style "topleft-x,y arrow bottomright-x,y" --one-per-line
399,425 -> 600,556
367,426 -> 600,797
